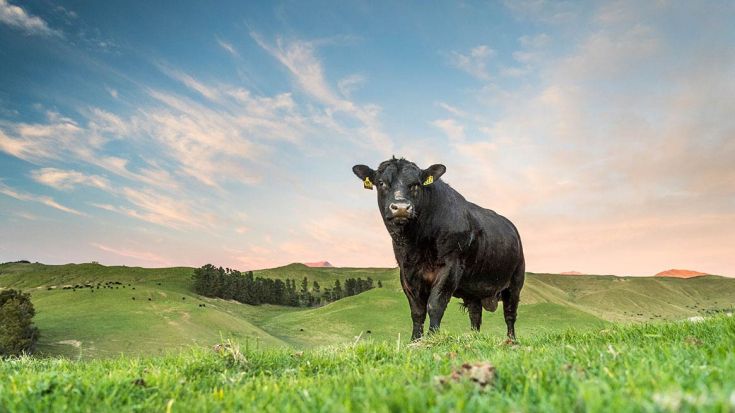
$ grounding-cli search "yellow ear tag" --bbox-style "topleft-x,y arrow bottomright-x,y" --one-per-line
363,177 -> 374,190
422,175 -> 434,186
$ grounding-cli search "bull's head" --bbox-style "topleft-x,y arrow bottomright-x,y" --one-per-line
352,158 -> 446,227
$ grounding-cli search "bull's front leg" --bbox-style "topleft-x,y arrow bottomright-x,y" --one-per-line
427,265 -> 459,333
401,269 -> 428,341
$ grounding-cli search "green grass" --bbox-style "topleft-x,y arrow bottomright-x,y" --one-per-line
1,316 -> 733,412
2,262 -> 735,359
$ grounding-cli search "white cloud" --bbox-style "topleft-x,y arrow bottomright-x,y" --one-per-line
436,102 -> 467,118
159,66 -> 221,102
216,37 -> 239,57
431,119 -> 465,142
251,33 -> 392,151
448,45 -> 495,80
106,87 -> 118,99
519,33 -> 551,49
500,33 -> 552,77
13,211 -> 39,221
91,242 -> 172,266
0,70 -> 315,189
0,0 -> 59,36
91,187 -> 206,230
337,74 -> 365,98
0,112 -> 82,161
0,182 -> 83,215
30,168 -> 110,190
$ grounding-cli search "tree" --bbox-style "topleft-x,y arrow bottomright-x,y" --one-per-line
312,281 -> 321,306
333,280 -> 343,300
0,289 -> 40,356
192,264 -> 216,295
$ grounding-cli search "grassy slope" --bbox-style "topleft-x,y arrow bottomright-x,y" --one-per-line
1,262 -> 734,358
0,263 -> 290,358
1,316 -> 733,412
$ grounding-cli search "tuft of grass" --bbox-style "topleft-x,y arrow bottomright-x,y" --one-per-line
1,316 -> 733,412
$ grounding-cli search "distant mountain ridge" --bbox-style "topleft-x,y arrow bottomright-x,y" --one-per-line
559,271 -> 583,275
303,261 -> 333,268
655,269 -> 708,278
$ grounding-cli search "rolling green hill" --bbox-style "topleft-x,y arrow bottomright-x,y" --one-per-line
1,262 -> 734,359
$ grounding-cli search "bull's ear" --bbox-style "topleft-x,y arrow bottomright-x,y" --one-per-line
352,164 -> 376,190
421,164 -> 446,186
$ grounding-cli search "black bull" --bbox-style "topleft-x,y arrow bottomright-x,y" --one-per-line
353,158 -> 525,341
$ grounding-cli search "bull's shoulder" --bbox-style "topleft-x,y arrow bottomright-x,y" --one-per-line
465,204 -> 520,238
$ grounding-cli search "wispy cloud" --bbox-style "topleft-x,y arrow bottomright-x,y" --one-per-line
337,74 -> 365,98
0,182 -> 83,215
251,33 -> 392,151
0,110 -> 178,190
431,119 -> 465,142
91,187 -> 204,230
216,36 -> 239,57
91,242 -> 172,266
0,0 -> 60,37
31,168 -> 110,190
448,45 -> 495,80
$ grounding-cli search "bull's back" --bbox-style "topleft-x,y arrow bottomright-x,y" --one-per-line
460,205 -> 523,286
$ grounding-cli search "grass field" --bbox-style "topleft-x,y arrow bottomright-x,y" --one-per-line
1,315 -> 733,412
1,262 -> 734,359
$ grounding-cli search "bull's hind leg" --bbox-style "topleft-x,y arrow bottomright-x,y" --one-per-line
501,263 -> 525,341
465,299 -> 482,331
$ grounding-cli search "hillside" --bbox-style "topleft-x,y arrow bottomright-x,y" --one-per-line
1,262 -> 734,359
1,316 -> 733,412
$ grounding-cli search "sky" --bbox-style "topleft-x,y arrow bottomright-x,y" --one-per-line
0,0 -> 733,276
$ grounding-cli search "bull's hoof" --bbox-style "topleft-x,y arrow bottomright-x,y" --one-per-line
481,296 -> 499,312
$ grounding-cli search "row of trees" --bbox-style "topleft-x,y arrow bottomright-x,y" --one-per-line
0,289 -> 39,357
191,264 -> 382,307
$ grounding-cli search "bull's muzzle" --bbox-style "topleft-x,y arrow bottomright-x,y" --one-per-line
389,202 -> 413,221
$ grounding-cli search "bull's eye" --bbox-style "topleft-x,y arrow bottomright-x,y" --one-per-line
378,180 -> 388,189
410,184 -> 419,193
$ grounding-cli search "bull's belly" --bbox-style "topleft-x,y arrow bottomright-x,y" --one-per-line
454,275 -> 511,300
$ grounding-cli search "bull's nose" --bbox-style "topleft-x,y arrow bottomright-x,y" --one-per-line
389,202 -> 413,217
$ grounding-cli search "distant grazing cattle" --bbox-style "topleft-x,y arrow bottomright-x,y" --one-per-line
132,297 -> 136,300
353,158 -> 525,341
148,298 -> 152,301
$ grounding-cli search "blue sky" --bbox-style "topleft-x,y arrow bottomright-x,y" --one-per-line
1,0 -> 733,276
